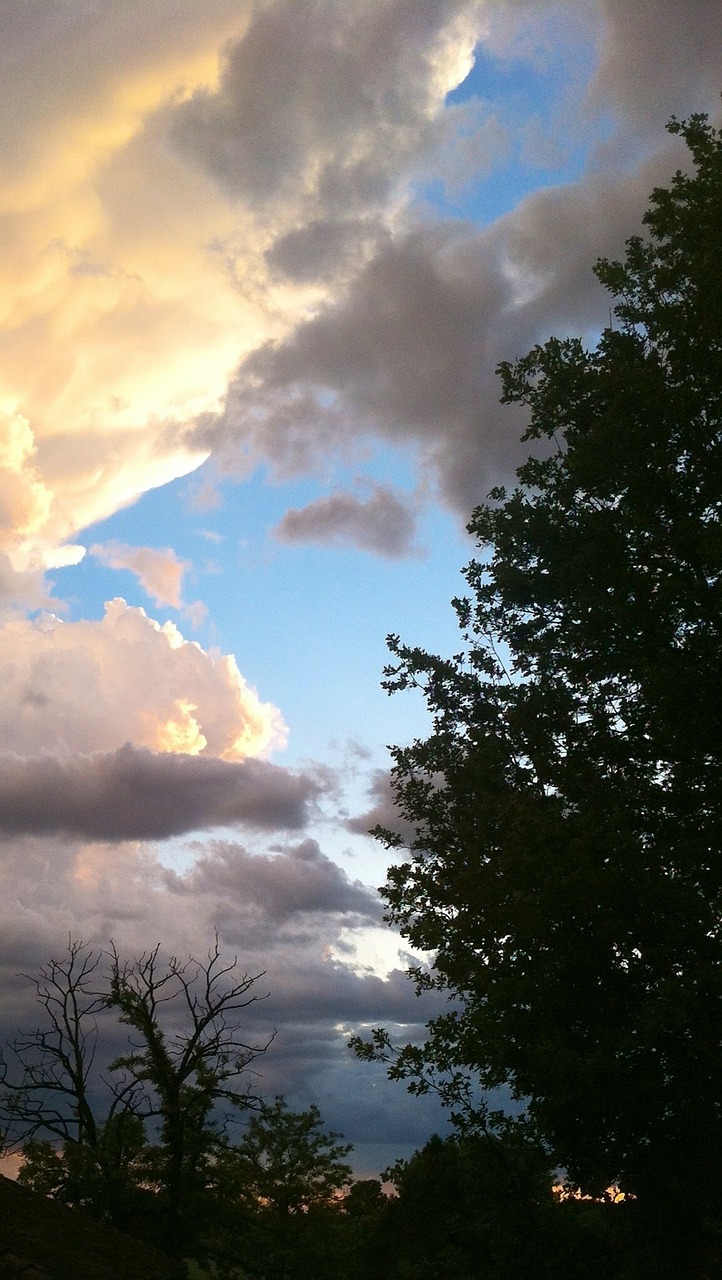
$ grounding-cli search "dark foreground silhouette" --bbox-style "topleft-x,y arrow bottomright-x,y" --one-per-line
0,1174 -> 183,1280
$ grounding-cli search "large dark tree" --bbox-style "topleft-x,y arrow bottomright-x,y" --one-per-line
354,112 -> 722,1275
371,1131 -> 614,1280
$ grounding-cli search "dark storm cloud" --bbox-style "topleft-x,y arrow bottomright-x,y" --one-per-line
0,744 -> 321,839
273,484 -> 421,558
0,828 -> 446,1156
590,0 -> 722,139
174,837 -> 380,923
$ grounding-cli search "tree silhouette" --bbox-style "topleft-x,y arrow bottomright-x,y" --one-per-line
2,936 -> 272,1255
354,111 -> 722,1276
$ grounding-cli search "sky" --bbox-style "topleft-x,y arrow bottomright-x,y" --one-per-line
0,0 -> 721,1178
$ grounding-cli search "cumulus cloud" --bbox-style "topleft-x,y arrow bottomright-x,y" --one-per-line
197,166 -> 633,509
273,484 -> 422,558
174,0 -> 721,518
0,413 -> 53,557
0,552 -> 53,618
0,745 -> 320,840
0,0 -> 718,572
0,0 -> 495,579
204,121 -> 707,516
0,3 -> 276,568
0,598 -> 284,759
171,0 -> 482,214
89,541 -> 188,608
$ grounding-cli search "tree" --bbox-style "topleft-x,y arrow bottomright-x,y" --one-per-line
227,1096 -> 352,1217
0,939 -> 147,1226
107,938 -> 272,1252
371,1131 -> 605,1280
16,1114 -> 149,1230
210,1098 -> 352,1280
0,940 -> 118,1150
354,112 -> 722,1275
1,937 -> 272,1254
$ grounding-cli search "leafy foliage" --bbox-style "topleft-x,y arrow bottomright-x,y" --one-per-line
354,112 -> 722,1260
374,1132 -> 593,1280
17,1114 -> 149,1229
226,1096 -> 352,1216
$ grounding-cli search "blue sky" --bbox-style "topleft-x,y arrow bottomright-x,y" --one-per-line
0,0 -> 720,1176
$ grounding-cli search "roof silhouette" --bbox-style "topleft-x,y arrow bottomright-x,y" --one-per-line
0,1176 -> 184,1280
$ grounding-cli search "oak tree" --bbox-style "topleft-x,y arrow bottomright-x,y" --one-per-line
356,112 -> 722,1271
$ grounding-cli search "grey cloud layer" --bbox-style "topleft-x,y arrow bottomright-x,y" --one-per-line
0,745 -> 321,839
590,0 -> 722,139
172,836 -> 380,923
202,155 -> 680,512
0,828 -> 444,1152
346,767 -> 420,849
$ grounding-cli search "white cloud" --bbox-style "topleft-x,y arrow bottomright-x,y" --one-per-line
0,0 -> 491,578
0,598 -> 285,760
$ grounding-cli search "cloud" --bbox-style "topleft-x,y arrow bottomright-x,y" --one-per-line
265,219 -> 380,286
175,837 -> 380,923
202,135 -> 697,514
0,598 -> 284,759
0,827 -> 448,1154
0,552 -> 53,618
273,484 -> 422,558
589,0 -> 722,141
171,0 -> 482,214
346,768 -> 420,849
0,0 -> 492,576
0,3 -> 277,568
0,745 -> 320,840
89,541 -> 188,608
0,0 -> 718,576
0,413 -> 53,553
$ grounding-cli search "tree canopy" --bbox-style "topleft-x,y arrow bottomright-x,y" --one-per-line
354,111 -> 722,1268
227,1095 -> 352,1216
